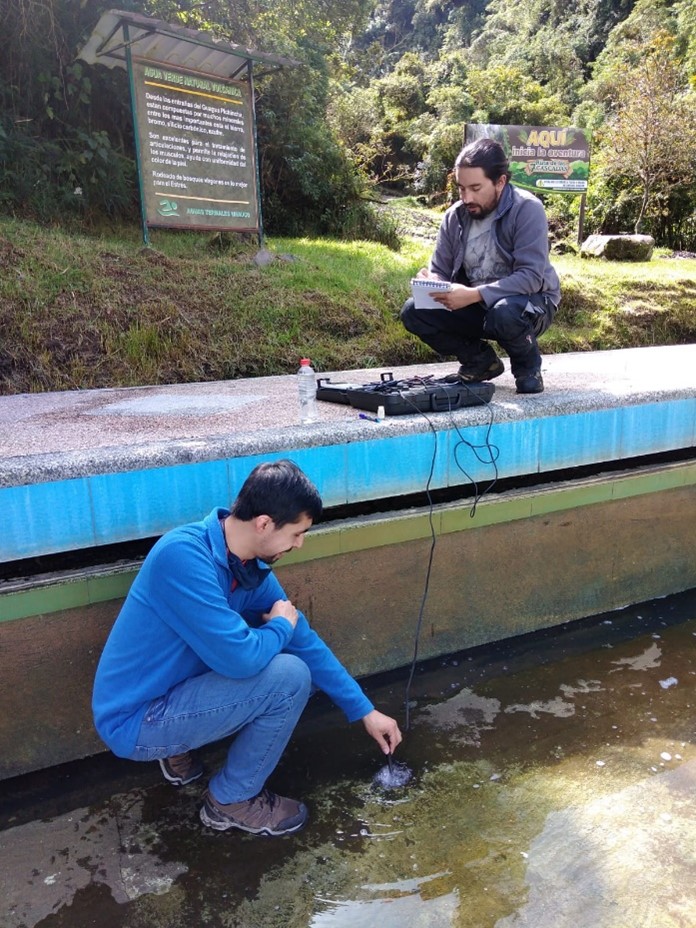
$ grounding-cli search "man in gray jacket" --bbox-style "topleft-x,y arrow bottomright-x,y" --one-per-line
401,138 -> 560,393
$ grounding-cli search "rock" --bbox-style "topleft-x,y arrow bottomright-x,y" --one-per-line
253,248 -> 275,267
551,239 -> 577,255
580,234 -> 654,261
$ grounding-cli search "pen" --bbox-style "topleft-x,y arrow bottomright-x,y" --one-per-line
359,413 -> 381,423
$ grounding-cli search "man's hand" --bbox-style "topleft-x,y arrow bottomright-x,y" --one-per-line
416,267 -> 442,280
432,282 -> 482,311
362,709 -> 403,755
262,599 -> 299,628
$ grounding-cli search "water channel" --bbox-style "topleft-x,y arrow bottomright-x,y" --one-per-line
1,589 -> 695,928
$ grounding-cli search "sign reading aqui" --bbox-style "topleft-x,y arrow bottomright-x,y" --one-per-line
465,124 -> 591,194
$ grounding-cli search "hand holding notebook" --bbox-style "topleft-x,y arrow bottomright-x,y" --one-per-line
410,276 -> 452,309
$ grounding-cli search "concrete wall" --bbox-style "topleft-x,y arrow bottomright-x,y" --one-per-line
1,459 -> 694,780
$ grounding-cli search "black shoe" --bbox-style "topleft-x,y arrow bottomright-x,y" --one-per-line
515,371 -> 544,394
159,751 -> 204,786
200,788 -> 308,836
445,356 -> 504,383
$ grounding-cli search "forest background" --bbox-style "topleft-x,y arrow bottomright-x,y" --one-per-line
2,0 -> 696,247
1,0 -> 696,392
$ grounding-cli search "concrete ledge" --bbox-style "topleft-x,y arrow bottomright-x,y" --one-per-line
1,346 -> 695,562
2,347 -> 695,488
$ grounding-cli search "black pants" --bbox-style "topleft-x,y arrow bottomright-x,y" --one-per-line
400,293 -> 556,377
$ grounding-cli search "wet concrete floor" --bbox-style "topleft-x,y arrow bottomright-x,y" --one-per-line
1,589 -> 695,928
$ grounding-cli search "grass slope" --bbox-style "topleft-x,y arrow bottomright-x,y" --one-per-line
0,215 -> 694,394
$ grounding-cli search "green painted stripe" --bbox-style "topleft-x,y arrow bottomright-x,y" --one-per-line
0,568 -> 138,624
291,459 -> 696,560
2,460 -> 694,624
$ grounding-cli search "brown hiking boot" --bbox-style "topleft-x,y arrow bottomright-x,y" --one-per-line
158,751 -> 204,786
199,788 -> 308,836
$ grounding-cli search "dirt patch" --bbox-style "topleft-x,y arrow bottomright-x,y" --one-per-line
0,237 -> 24,268
376,201 -> 442,243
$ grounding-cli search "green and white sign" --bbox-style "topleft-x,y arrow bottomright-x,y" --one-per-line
465,124 -> 591,194
131,60 -> 259,231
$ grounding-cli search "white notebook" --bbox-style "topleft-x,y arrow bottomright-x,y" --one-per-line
410,277 -> 452,309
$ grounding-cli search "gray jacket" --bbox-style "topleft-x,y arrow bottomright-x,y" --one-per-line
429,182 -> 561,307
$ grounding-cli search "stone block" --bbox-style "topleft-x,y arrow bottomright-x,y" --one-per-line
581,234 -> 654,261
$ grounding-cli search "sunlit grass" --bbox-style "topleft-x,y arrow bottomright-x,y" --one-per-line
0,215 -> 693,394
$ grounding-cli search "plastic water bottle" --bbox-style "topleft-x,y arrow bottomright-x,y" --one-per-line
297,358 -> 318,423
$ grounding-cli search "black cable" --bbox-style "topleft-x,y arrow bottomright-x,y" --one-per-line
399,381 -> 499,730
397,392 -> 439,731
451,382 -> 500,517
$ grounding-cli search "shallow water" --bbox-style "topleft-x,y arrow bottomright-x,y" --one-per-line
1,590 -> 695,928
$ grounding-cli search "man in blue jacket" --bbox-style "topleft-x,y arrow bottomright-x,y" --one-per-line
401,138 -> 560,394
93,460 -> 402,837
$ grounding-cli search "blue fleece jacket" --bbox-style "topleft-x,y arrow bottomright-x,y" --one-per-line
92,508 -> 374,757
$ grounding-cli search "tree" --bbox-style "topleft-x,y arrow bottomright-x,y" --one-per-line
466,64 -> 569,126
465,0 -> 635,110
583,0 -> 675,105
598,32 -> 696,233
675,0 -> 696,86
0,0 -> 379,230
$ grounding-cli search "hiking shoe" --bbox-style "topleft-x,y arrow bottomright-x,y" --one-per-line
199,788 -> 308,836
159,751 -> 204,786
449,356 -> 505,383
515,371 -> 544,394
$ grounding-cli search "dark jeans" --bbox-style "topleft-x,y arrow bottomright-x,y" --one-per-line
400,293 -> 556,377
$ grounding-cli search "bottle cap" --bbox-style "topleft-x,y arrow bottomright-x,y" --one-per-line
300,358 -> 311,365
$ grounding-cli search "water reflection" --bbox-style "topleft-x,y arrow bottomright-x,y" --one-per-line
0,593 -> 694,928
0,791 -> 187,927
311,873 -> 457,928
243,598 -> 696,928
496,759 -> 696,928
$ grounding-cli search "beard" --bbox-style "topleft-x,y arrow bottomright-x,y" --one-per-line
466,195 -> 500,220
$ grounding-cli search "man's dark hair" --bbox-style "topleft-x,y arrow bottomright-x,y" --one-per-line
454,138 -> 511,183
231,459 -> 323,527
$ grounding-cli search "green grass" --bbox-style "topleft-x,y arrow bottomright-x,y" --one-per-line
0,215 -> 694,394
547,253 -> 696,352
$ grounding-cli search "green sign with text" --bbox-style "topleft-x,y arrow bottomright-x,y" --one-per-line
132,60 -> 259,231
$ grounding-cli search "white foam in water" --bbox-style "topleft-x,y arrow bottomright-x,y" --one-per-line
372,761 -> 413,789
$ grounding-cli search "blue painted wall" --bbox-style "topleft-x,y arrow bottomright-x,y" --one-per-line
2,398 -> 694,562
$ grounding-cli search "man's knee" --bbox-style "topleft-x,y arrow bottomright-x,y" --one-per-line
399,297 -> 419,331
485,296 -> 531,342
265,653 -> 312,702
400,298 -> 450,339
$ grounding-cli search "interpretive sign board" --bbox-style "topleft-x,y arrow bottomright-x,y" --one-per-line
465,124 -> 590,194
131,59 -> 259,231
